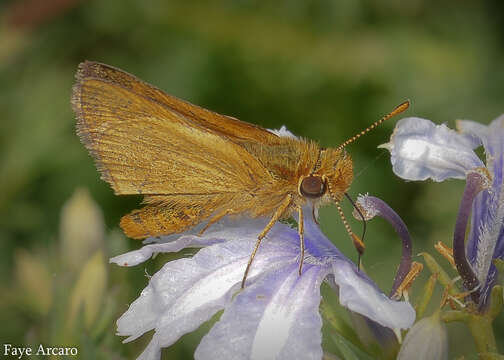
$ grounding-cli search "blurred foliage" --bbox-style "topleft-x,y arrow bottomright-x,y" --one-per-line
0,0 -> 503,358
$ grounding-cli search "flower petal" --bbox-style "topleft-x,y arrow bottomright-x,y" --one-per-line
136,339 -> 161,360
268,125 -> 298,139
397,312 -> 448,360
195,263 -> 326,360
455,119 -> 485,149
331,260 -> 415,330
109,236 -> 224,267
467,186 -> 504,307
110,217 -> 293,267
115,206 -> 416,358
117,230 -> 296,356
381,117 -> 483,181
459,116 -> 504,305
458,115 -> 504,177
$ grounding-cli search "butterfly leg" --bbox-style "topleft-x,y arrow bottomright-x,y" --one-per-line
312,205 -> 319,225
241,194 -> 292,288
297,205 -> 305,275
198,208 -> 232,235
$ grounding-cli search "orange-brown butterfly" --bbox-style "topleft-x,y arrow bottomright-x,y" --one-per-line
72,61 -> 409,287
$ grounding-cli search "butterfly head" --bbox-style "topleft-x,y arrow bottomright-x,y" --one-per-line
298,148 -> 353,204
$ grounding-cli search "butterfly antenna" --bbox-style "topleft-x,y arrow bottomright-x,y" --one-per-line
336,202 -> 365,270
344,193 -> 366,242
336,100 -> 410,151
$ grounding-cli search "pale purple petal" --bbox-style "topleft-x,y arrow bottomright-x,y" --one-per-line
109,237 -> 223,267
458,115 -> 504,172
496,226 -> 504,259
380,117 -> 483,181
473,188 -> 504,284
267,125 -> 298,139
115,208 -> 416,358
486,115 -> 504,187
331,260 -> 415,330
195,263 -> 327,360
456,119 -> 486,149
117,226 -> 296,357
458,116 -> 504,306
136,340 -> 161,360
299,214 -> 415,330
110,217 -> 276,266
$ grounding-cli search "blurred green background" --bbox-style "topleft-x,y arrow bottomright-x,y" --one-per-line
1,0 -> 503,358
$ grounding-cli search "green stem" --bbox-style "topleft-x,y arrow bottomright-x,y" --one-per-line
479,353 -> 504,360
488,286 -> 503,320
419,252 -> 459,295
442,292 -> 501,357
415,273 -> 438,319
442,310 -> 498,355
467,314 -> 497,354
441,310 -> 470,323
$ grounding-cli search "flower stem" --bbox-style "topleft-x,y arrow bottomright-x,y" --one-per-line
415,272 -> 438,319
419,252 -> 458,296
467,314 -> 497,354
442,306 -> 500,355
488,286 -> 503,320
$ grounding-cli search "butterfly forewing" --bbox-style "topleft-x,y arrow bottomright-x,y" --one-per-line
73,75 -> 269,197
76,61 -> 283,144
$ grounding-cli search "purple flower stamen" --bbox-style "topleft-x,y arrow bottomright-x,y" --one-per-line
453,170 -> 490,304
355,195 -> 413,298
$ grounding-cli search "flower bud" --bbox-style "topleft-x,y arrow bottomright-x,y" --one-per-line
397,312 -> 448,360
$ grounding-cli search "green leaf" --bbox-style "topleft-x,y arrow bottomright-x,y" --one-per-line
330,331 -> 374,360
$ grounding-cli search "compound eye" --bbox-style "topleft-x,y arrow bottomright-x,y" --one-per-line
300,176 -> 326,198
